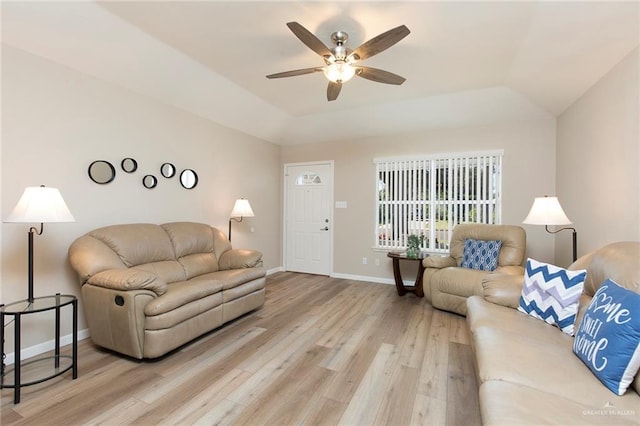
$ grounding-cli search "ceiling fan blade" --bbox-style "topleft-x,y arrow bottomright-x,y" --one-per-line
355,66 -> 406,85
350,25 -> 410,61
327,81 -> 342,101
286,22 -> 333,59
266,68 -> 323,79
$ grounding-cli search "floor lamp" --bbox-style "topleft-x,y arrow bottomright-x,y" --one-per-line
5,186 -> 75,302
228,198 -> 254,241
523,195 -> 577,262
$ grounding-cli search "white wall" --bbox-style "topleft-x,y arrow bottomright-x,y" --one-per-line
1,45 -> 282,354
556,47 -> 639,266
282,117 -> 557,280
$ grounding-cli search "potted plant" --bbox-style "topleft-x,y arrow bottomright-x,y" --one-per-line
406,234 -> 424,258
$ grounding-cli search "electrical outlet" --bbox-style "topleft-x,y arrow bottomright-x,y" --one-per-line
375,259 -> 380,266
362,257 -> 367,265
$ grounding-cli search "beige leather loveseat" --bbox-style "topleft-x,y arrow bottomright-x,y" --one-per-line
68,222 -> 266,359
467,242 -> 640,425
422,223 -> 526,315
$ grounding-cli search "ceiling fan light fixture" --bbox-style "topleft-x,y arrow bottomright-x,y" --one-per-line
323,62 -> 356,83
268,22 -> 410,100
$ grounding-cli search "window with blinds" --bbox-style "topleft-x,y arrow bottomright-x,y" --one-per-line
375,151 -> 503,253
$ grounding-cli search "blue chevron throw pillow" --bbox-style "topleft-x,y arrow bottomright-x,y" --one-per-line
461,239 -> 503,271
517,258 -> 587,335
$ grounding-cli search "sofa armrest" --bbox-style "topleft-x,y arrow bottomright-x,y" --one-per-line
423,256 -> 457,269
218,249 -> 263,270
86,269 -> 167,296
481,273 -> 524,309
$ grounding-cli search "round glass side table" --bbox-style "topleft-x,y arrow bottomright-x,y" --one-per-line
0,293 -> 78,403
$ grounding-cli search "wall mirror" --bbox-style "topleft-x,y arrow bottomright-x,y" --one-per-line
142,175 -> 158,189
88,160 -> 116,184
121,158 -> 138,173
180,169 -> 198,189
160,163 -> 175,178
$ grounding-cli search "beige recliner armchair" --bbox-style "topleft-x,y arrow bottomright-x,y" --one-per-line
422,223 -> 526,316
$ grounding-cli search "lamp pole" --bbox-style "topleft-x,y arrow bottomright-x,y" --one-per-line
545,225 -> 578,262
27,223 -> 44,302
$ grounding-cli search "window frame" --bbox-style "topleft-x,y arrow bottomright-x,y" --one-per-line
374,150 -> 504,253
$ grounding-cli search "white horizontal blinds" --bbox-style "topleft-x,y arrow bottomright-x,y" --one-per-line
375,151 -> 502,252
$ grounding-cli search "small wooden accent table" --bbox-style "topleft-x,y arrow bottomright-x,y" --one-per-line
387,251 -> 429,297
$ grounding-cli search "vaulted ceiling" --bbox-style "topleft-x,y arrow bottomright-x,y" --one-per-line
2,1 -> 638,145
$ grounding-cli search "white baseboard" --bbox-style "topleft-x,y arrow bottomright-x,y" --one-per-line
267,266 -> 285,275
270,269 -> 413,287
330,272 -> 395,285
330,272 -> 417,287
3,328 -> 91,365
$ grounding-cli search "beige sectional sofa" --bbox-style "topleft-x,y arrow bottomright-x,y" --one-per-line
68,222 -> 266,359
467,242 -> 640,425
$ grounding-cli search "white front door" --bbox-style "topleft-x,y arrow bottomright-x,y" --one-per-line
285,162 -> 333,275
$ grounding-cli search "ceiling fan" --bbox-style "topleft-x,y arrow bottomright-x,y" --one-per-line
266,22 -> 410,101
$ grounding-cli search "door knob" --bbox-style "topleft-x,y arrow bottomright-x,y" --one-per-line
320,226 -> 329,231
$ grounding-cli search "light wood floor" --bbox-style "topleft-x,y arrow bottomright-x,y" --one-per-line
1,272 -> 480,425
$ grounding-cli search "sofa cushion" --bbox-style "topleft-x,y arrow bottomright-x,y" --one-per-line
203,267 -> 267,291
161,222 -> 216,258
479,380 -> 640,426
89,224 -> 176,267
467,296 -> 573,347
132,261 -> 187,284
461,239 -> 503,271
222,277 -> 266,303
573,279 -> 640,395
518,258 -> 586,335
471,325 -> 633,408
178,253 -> 220,279
144,277 -> 224,316
145,292 -> 223,331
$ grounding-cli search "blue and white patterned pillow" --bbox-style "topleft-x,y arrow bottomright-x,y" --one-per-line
461,239 -> 503,271
517,258 -> 586,335
573,279 -> 640,395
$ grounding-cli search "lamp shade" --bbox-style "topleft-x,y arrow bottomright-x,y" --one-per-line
230,199 -> 254,218
5,186 -> 75,223
523,196 -> 571,226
